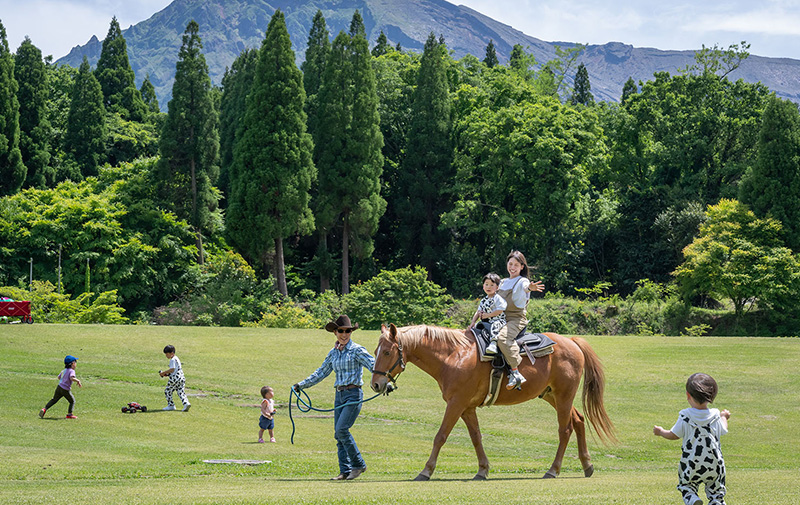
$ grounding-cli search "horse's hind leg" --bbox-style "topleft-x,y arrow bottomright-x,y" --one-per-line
461,407 -> 490,480
571,407 -> 594,477
540,391 -> 575,479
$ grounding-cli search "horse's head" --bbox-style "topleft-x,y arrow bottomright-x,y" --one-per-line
371,323 -> 405,394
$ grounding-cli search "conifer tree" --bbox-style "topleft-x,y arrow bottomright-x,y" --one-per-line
483,39 -> 498,68
315,11 -> 385,294
156,21 -> 220,265
227,10 -> 315,295
65,56 -> 106,179
15,37 -> 52,188
396,33 -> 453,277
621,76 -> 637,104
140,74 -> 160,114
94,17 -> 146,121
570,62 -> 594,105
372,30 -> 389,57
0,20 -> 25,195
740,96 -> 800,251
302,9 -> 330,163
509,43 -> 525,71
218,48 -> 257,202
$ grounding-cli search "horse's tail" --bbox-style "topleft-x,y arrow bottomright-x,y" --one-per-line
572,337 -> 618,445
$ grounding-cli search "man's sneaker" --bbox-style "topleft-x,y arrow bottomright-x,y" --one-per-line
66,414 -> 77,419
39,408 -> 46,419
182,404 -> 191,412
346,466 -> 366,480
162,405 -> 176,411
506,370 -> 526,390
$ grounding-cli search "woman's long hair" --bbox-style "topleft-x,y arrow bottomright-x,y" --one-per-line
507,250 -> 530,278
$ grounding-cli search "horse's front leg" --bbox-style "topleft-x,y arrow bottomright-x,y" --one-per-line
414,401 -> 464,481
461,407 -> 490,480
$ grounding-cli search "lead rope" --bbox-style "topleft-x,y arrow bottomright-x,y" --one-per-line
288,387 -> 384,444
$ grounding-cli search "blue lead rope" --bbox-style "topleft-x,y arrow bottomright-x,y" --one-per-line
288,387 -> 383,444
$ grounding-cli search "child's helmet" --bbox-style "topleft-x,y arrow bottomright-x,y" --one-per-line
64,355 -> 78,365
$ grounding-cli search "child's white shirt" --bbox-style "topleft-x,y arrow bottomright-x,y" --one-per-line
169,356 -> 183,377
670,407 -> 728,440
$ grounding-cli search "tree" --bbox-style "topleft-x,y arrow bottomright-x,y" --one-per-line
739,96 -> 800,251
227,10 -> 316,295
674,199 -> 800,316
14,37 -> 52,188
396,33 -> 453,279
94,17 -> 146,122
155,21 -> 220,265
682,41 -> 750,79
302,9 -> 330,162
621,76 -> 637,104
65,56 -> 106,179
218,48 -> 257,202
314,11 -> 385,294
372,30 -> 390,57
570,62 -> 594,105
0,20 -> 25,195
140,74 -> 160,114
483,39 -> 498,68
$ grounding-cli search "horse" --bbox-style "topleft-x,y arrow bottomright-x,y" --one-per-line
370,323 -> 617,481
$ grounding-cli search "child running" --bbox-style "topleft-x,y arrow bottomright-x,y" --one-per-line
159,345 -> 191,412
258,386 -> 276,443
39,355 -> 82,419
654,373 -> 731,505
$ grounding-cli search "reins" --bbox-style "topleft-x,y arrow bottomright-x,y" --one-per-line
288,387 -> 384,444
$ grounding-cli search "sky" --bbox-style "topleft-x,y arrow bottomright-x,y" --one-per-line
2,0 -> 800,61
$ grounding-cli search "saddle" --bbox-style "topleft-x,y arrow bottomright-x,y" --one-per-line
471,322 -> 556,407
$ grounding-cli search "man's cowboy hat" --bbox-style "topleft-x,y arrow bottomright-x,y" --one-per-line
325,314 -> 359,333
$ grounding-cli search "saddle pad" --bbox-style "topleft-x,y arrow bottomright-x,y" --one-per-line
472,323 -> 556,362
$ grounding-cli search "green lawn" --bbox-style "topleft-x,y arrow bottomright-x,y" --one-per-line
1,324 -> 798,504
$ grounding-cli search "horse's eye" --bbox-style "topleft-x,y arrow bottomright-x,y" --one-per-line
383,351 -> 390,356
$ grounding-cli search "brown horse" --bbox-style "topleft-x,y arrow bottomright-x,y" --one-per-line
370,324 -> 617,481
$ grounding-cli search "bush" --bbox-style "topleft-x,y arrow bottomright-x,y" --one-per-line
343,266 -> 454,330
0,281 -> 128,324
243,302 -> 324,329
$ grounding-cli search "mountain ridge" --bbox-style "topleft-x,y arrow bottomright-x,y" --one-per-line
56,0 -> 800,107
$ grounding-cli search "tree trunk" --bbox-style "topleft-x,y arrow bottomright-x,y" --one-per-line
189,127 -> 203,265
319,230 -> 330,292
342,213 -> 350,294
275,236 -> 287,296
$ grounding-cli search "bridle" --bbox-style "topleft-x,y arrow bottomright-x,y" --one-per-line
372,341 -> 405,389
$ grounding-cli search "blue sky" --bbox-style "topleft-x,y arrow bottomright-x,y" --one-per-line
2,0 -> 800,60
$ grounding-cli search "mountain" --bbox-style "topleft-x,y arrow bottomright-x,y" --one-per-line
56,0 -> 800,108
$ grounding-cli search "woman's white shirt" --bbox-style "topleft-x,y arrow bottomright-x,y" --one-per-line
499,277 -> 530,308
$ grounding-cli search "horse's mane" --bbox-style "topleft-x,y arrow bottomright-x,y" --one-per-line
396,325 -> 471,349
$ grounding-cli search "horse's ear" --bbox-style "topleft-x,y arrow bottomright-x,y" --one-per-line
381,324 -> 387,333
389,323 -> 398,339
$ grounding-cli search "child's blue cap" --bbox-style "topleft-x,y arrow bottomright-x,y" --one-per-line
64,355 -> 78,365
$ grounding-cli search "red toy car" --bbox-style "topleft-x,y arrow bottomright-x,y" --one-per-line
121,402 -> 148,413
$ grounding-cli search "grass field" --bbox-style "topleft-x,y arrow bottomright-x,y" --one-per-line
1,324 -> 798,504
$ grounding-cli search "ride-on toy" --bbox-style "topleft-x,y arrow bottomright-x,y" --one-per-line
121,402 -> 148,413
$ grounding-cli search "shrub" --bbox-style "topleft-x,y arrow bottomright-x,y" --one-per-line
0,281 -> 128,324
243,302 -> 324,329
343,266 -> 454,330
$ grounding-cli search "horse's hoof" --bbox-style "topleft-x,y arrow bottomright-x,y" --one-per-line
584,465 -> 594,478
413,474 -> 430,481
472,474 -> 487,480
542,471 -> 558,479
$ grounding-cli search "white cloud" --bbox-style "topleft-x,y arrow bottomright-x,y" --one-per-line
1,0 -> 171,58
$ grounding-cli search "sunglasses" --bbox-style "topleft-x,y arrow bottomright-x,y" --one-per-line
336,328 -> 353,334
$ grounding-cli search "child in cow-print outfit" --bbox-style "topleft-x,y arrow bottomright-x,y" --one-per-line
654,373 -> 730,505
159,345 -> 191,411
